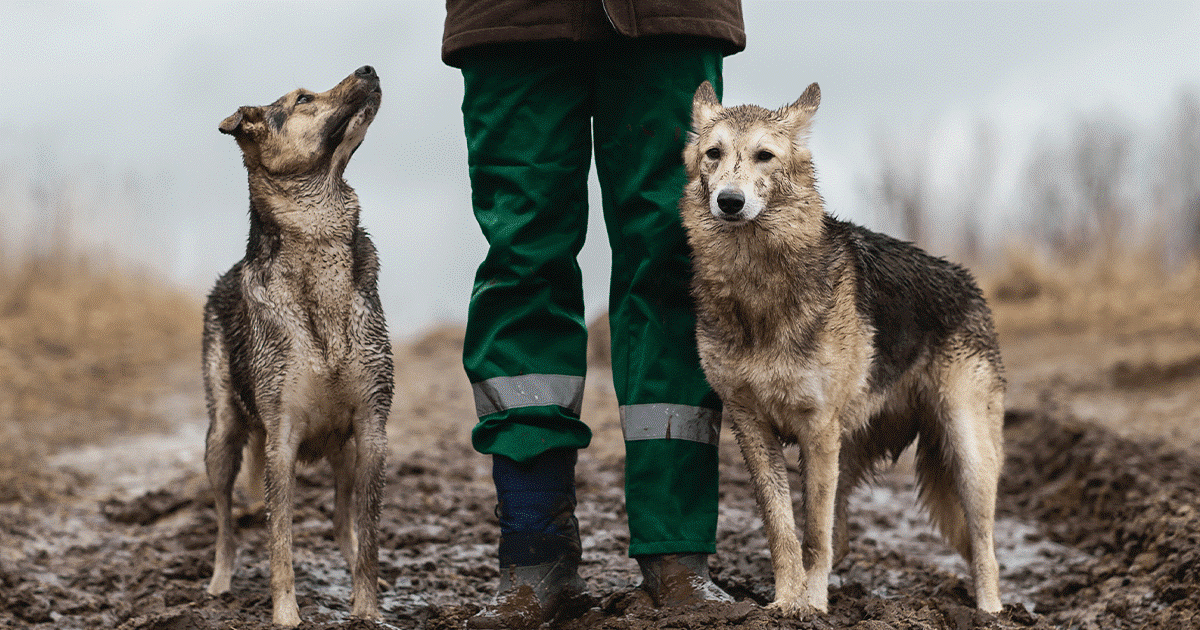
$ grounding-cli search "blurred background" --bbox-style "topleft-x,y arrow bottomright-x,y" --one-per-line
3,1 -> 1198,331
4,7 -> 1200,624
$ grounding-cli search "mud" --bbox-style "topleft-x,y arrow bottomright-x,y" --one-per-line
3,326 -> 1200,629
1,409 -> 1197,629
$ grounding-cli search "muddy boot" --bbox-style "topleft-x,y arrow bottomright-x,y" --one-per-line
468,449 -> 596,630
636,553 -> 733,608
468,556 -> 594,630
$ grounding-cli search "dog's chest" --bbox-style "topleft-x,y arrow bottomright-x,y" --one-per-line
716,342 -> 827,414
696,280 -> 872,434
255,249 -> 362,374
264,260 -> 366,449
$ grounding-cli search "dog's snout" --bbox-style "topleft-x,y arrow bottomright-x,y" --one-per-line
716,189 -> 745,215
356,65 -> 376,78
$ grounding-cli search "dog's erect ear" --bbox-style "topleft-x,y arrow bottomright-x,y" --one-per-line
691,81 -> 723,131
780,82 -> 820,140
792,82 -> 820,115
219,106 -> 265,138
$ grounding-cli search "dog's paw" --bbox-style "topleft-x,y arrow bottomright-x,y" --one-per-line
766,597 -> 810,617
273,599 -> 301,627
273,611 -> 301,627
805,583 -> 829,613
206,576 -> 231,596
976,596 -> 1002,614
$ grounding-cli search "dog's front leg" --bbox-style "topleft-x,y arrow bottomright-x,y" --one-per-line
728,407 -> 808,615
204,399 -> 244,596
799,411 -> 840,613
264,421 -> 301,627
349,412 -> 387,620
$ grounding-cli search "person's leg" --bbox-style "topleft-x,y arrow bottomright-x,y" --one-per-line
459,42 -> 596,627
461,41 -> 595,463
591,36 -> 729,605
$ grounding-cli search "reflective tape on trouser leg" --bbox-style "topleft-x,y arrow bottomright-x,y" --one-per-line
620,404 -> 720,446
473,374 -> 586,418
469,374 -> 591,463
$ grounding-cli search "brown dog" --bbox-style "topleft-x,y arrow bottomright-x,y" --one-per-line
203,66 -> 393,626
680,81 -> 1005,615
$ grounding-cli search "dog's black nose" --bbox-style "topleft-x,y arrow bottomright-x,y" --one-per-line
716,189 -> 745,215
356,65 -> 376,78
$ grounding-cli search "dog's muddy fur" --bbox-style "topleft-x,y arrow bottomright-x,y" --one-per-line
202,66 -> 392,626
679,81 -> 1004,615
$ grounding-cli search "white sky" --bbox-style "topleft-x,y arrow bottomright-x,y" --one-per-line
2,1 -> 1198,333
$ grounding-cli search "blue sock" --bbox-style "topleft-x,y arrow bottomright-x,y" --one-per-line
493,448 -> 580,567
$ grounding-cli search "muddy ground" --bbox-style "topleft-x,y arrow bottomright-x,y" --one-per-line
4,301 -> 1200,629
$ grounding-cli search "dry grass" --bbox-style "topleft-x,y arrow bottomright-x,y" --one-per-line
985,247 -> 1200,339
0,256 -> 201,501
386,324 -> 477,458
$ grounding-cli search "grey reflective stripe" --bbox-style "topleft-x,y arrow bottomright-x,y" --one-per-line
472,374 -> 586,418
620,404 -> 721,445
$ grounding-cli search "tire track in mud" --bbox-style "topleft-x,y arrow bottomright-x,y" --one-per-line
2,406 -> 1198,629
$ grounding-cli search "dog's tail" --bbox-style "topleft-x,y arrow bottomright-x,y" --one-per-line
244,429 -> 266,509
914,435 -> 972,561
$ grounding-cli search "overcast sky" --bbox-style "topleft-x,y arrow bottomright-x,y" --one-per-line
2,1 -> 1198,334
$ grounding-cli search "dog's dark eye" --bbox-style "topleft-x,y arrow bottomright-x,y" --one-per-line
296,93 -> 314,105
756,150 -> 774,162
705,147 -> 721,160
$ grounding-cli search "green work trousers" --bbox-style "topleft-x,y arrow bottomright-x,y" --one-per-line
460,38 -> 724,556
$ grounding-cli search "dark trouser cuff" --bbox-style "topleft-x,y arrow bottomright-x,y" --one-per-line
493,448 -> 580,567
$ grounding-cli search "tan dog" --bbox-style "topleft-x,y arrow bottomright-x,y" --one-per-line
203,66 -> 392,626
680,81 -> 1004,615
